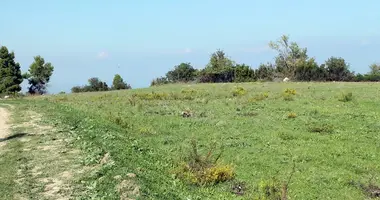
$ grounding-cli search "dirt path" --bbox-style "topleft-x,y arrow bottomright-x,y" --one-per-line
0,107 -> 10,147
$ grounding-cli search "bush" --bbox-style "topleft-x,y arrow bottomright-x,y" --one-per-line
287,112 -> 297,118
150,77 -> 169,86
255,178 -> 288,200
338,92 -> 353,102
174,139 -> 235,185
308,122 -> 334,134
248,92 -> 269,102
282,89 -> 296,101
232,86 -> 247,97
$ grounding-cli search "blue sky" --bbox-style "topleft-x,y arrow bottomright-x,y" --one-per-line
1,0 -> 379,93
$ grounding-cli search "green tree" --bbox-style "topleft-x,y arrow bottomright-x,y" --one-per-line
324,57 -> 354,81
199,49 -> 236,83
269,35 -> 308,78
234,64 -> 256,82
294,58 -> 327,81
88,77 -> 109,91
256,63 -> 275,81
0,46 -> 23,95
166,62 -> 197,82
369,63 -> 380,75
112,74 -> 131,90
25,56 -> 54,94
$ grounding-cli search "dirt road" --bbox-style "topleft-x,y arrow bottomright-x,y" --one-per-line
0,107 -> 10,146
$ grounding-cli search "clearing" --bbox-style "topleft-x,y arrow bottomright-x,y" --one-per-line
2,82 -> 380,199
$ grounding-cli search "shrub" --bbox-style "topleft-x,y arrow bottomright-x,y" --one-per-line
338,92 -> 353,102
138,127 -> 156,135
248,92 -> 269,102
256,178 -> 284,200
282,93 -> 294,101
150,77 -> 169,86
308,122 -> 334,134
287,112 -> 297,118
284,88 -> 296,95
232,86 -> 247,97
174,139 -> 235,185
282,89 -> 296,101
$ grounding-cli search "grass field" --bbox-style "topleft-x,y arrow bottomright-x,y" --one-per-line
7,82 -> 380,199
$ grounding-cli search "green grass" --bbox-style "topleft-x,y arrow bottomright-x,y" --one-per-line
10,82 -> 380,199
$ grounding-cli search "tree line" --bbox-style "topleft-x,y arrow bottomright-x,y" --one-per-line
0,46 -> 54,96
2,34 -> 380,96
151,35 -> 380,86
71,74 -> 131,93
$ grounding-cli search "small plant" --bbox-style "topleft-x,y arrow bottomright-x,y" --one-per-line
287,112 -> 297,119
174,139 -> 235,185
338,92 -> 353,102
232,86 -> 247,97
254,162 -> 295,200
284,88 -> 296,95
256,178 -> 283,200
308,122 -> 334,134
248,92 -> 269,102
138,127 -> 156,135
282,93 -> 294,101
282,88 -> 296,101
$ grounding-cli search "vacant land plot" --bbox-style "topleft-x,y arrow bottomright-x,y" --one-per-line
6,82 -> 380,199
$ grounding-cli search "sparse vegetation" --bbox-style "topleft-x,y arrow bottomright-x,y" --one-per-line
1,82 -> 378,199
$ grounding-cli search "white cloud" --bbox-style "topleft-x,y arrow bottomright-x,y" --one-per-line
97,51 -> 109,59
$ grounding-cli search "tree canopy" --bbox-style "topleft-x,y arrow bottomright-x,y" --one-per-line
0,46 -> 23,95
25,55 -> 54,94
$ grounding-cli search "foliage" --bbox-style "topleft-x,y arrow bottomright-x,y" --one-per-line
71,77 -> 109,93
256,63 -> 275,81
0,46 -> 23,94
112,74 -> 131,90
294,58 -> 327,81
166,62 -> 197,82
338,92 -> 353,102
232,86 -> 247,97
269,35 -> 308,79
369,63 -> 380,75
19,82 -> 380,199
25,55 -> 54,95
324,57 -> 354,81
234,64 -> 256,82
175,139 -> 235,185
255,178 -> 286,200
287,112 -> 297,118
150,76 -> 169,86
198,50 -> 236,83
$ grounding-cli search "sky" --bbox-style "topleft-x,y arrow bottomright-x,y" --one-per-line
1,0 -> 379,93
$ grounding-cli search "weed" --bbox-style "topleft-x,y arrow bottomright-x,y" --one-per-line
232,86 -> 247,97
308,122 -> 334,134
255,178 -> 284,200
282,89 -> 296,101
128,96 -> 137,106
287,112 -> 297,119
174,139 -> 234,185
248,92 -> 269,102
338,92 -> 353,102
284,89 -> 296,95
138,127 -> 156,135
282,93 -> 294,101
